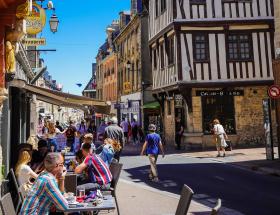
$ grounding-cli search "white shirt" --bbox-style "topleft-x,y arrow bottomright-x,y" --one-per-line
17,164 -> 36,186
214,124 -> 225,135
120,121 -> 129,132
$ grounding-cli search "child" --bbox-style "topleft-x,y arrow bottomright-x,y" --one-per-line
98,138 -> 121,166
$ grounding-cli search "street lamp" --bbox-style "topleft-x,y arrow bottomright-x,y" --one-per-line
49,13 -> 59,33
126,60 -> 131,70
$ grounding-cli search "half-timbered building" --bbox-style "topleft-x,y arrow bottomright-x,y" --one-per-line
146,0 -> 275,147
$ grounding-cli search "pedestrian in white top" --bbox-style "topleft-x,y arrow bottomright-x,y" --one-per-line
15,151 -> 38,192
213,119 -> 228,157
120,118 -> 129,145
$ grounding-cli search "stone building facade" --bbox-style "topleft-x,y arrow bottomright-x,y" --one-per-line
114,4 -> 153,128
147,0 -> 276,148
96,21 -> 120,118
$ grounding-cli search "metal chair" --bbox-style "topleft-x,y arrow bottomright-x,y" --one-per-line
64,174 -> 77,195
211,199 -> 222,215
109,162 -> 123,215
8,169 -> 22,212
175,184 -> 194,215
0,192 -> 17,215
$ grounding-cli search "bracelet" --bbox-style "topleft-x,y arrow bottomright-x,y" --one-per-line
57,177 -> 65,181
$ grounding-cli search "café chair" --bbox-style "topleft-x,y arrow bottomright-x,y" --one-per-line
8,169 -> 22,212
64,174 -> 77,195
211,198 -> 222,215
0,192 -> 17,215
175,184 -> 194,215
101,162 -> 123,215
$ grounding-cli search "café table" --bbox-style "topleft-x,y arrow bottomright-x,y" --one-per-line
59,195 -> 116,213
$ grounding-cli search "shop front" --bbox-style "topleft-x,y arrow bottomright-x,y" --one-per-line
183,86 -> 277,148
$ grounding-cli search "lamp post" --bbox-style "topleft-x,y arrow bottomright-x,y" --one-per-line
49,13 -> 59,33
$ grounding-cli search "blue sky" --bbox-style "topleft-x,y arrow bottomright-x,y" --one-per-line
40,0 -> 130,95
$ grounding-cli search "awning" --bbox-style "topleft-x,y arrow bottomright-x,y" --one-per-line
9,79 -> 110,114
143,101 -> 160,109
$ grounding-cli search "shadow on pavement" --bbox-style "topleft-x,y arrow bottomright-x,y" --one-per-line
122,162 -> 280,215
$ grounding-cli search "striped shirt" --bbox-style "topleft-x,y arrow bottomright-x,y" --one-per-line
19,171 -> 68,215
84,154 -> 112,185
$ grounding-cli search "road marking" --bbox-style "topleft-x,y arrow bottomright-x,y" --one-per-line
214,176 -> 225,181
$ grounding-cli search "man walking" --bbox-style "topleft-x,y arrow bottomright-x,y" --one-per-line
104,116 -> 124,161
141,124 -> 165,182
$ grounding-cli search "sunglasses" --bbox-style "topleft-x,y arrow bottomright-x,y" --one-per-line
56,162 -> 64,167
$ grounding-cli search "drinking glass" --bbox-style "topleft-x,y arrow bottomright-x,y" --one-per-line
78,188 -> 85,197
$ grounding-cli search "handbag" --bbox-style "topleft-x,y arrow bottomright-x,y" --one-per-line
225,140 -> 232,151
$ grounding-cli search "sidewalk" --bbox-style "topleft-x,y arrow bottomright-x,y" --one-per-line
104,179 -> 241,215
181,147 -> 280,177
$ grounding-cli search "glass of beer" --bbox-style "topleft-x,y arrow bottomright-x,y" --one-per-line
78,188 -> 85,197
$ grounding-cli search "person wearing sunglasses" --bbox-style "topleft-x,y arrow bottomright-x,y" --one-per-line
20,153 -> 69,215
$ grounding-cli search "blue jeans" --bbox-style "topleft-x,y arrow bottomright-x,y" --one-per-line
48,138 -> 58,152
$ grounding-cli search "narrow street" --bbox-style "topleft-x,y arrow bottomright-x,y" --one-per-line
119,147 -> 280,215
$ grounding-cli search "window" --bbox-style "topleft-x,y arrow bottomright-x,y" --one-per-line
155,0 -> 159,17
161,0 -> 166,12
160,43 -> 164,69
167,36 -> 175,65
228,34 -> 251,61
194,34 -> 209,62
153,49 -> 157,69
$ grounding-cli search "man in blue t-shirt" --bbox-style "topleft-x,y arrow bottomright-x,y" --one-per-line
140,124 -> 165,182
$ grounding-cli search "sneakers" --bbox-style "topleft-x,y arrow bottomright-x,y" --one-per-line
148,174 -> 159,182
152,177 -> 159,182
216,154 -> 221,157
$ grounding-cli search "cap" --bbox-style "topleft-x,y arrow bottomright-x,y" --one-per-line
148,124 -> 156,131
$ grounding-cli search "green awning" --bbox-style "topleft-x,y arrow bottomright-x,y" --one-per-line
143,101 -> 160,109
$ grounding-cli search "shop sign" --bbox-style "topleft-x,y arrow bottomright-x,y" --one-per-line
26,3 -> 46,35
22,38 -> 46,46
196,90 -> 244,97
123,82 -> 131,94
175,94 -> 183,107
114,103 -> 121,109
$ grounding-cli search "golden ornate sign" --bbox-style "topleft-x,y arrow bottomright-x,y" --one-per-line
26,3 -> 46,35
123,82 -> 131,94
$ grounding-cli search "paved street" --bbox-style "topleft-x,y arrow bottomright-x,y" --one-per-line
119,146 -> 280,215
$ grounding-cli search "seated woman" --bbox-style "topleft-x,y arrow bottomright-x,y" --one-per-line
97,138 -> 121,167
15,150 -> 38,192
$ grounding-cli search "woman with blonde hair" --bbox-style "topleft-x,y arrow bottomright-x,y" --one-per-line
213,119 -> 228,157
98,138 -> 121,166
15,150 -> 38,190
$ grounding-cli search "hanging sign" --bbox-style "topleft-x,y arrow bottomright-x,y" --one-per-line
26,3 -> 46,35
175,94 -> 183,107
123,82 -> 131,94
268,85 -> 280,99
22,38 -> 46,46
